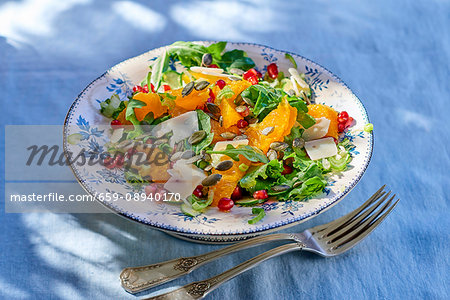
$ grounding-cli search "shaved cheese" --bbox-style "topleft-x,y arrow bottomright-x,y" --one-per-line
211,139 -> 249,167
190,66 -> 224,74
304,137 -> 338,160
164,160 -> 206,200
290,76 -> 300,96
288,68 -> 308,89
151,111 -> 198,147
110,128 -> 124,143
303,117 -> 330,141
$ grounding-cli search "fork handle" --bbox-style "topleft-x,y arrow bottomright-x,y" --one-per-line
120,233 -> 299,293
144,243 -> 303,300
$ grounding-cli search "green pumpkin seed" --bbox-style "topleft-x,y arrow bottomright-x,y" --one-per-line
233,134 -> 248,141
229,68 -> 244,75
220,132 -> 236,140
234,94 -> 244,105
235,105 -> 247,113
206,112 -> 220,121
242,96 -> 254,107
181,150 -> 196,159
293,181 -> 303,188
183,154 -> 203,164
261,126 -> 274,136
228,76 -> 241,81
206,102 -> 221,115
292,138 -> 305,149
204,164 -> 213,172
215,160 -> 233,171
194,80 -> 210,91
270,142 -> 289,151
188,130 -> 206,145
271,185 -> 290,192
201,173 -> 222,186
267,149 -> 277,161
182,81 -> 194,97
202,53 -> 213,66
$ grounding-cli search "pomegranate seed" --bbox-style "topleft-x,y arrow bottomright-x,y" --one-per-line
338,123 -> 345,132
247,75 -> 259,85
142,84 -> 149,93
239,106 -> 250,117
218,197 -> 234,211
163,84 -> 171,91
281,165 -> 293,175
267,63 -> 279,79
253,190 -> 269,200
209,64 -> 219,68
216,79 -> 226,89
338,117 -> 348,124
110,119 -> 123,128
113,154 -> 124,168
237,119 -> 249,128
132,85 -> 143,93
339,111 -> 349,119
103,157 -> 115,169
150,83 -> 156,93
208,88 -> 215,101
345,117 -> 354,129
231,186 -> 243,200
126,147 -> 138,158
243,68 -> 259,80
193,187 -> 203,198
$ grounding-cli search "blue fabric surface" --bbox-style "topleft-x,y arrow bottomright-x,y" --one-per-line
1,0 -> 449,299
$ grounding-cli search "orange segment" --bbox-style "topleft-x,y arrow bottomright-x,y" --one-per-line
210,155 -> 250,207
219,98 -> 242,128
133,92 -> 168,121
167,87 -> 210,111
211,121 -> 240,143
116,104 -> 132,125
306,104 -> 338,139
246,98 -> 297,153
190,71 -> 232,84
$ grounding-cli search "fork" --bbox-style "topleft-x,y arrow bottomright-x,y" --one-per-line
121,186 -> 398,298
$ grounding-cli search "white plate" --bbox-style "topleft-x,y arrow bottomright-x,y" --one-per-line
63,42 -> 373,243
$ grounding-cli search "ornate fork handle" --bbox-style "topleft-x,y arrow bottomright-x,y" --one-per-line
145,243 -> 304,300
120,233 -> 301,293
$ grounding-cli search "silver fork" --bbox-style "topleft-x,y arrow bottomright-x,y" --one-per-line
121,186 -> 398,298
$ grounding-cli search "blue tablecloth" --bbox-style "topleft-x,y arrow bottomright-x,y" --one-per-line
1,0 -> 448,299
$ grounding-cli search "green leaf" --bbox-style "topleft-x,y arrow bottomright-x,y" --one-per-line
296,110 -> 316,129
99,93 -> 125,118
126,99 -> 146,119
168,41 -> 208,67
217,85 -> 234,102
193,110 -> 214,153
219,49 -> 255,71
248,207 -> 266,224
151,49 -> 169,90
287,176 -> 327,199
285,53 -> 298,69
240,85 -> 283,120
161,93 -> 176,110
240,164 -> 269,189
206,41 -> 227,61
207,145 -> 269,163
266,159 -> 284,179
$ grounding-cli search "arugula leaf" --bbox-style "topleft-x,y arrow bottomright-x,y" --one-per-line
207,145 -> 269,163
241,85 -> 283,120
206,41 -> 227,61
168,41 -> 208,66
219,49 -> 255,71
248,207 -> 266,224
193,110 -> 214,153
100,93 -> 125,118
161,93 -> 176,110
124,170 -> 149,191
287,176 -> 327,200
151,49 -> 169,90
125,99 -> 147,139
266,159 -> 284,178
217,86 -> 234,103
285,53 -> 298,69
240,164 -> 269,189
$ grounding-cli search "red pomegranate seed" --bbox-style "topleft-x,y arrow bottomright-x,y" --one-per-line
345,117 -> 354,128
239,106 -> 250,117
142,84 -> 149,93
113,154 -> 124,168
339,111 -> 349,119
247,75 -> 259,85
231,186 -> 243,200
253,190 -> 269,200
338,117 -> 348,124
267,63 -> 279,79
209,64 -> 219,68
193,186 -> 203,198
132,85 -> 143,93
111,119 -> 123,128
126,147 -> 138,158
218,197 -> 234,211
208,88 -> 215,101
216,79 -> 226,89
338,123 -> 345,132
237,119 -> 249,128
281,165 -> 293,175
243,68 -> 259,80
163,84 -> 171,91
150,83 -> 156,93
103,157 -> 115,169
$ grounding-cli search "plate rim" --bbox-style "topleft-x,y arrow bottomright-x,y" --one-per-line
63,41 -> 374,237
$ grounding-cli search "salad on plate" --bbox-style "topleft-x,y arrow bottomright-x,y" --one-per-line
97,41 -> 368,223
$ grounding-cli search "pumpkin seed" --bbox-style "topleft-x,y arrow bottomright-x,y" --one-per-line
235,105 -> 247,113
293,181 -> 303,188
204,164 -> 213,172
292,138 -> 305,149
270,142 -> 289,151
228,76 -> 241,81
170,151 -> 183,161
181,150 -> 196,159
242,96 -> 254,107
234,94 -> 244,105
261,126 -> 274,136
215,160 -> 233,171
117,139 -> 133,149
201,53 -> 213,66
202,152 -> 212,162
206,112 -> 219,121
201,173 -> 222,186
267,149 -> 277,161
183,154 -> 203,164
194,80 -> 210,91
219,115 -> 223,127
182,81 -> 194,97
233,134 -> 248,141
271,185 -> 291,192
248,118 -> 258,124
206,102 -> 221,115
188,130 -> 206,145
229,68 -> 245,75
220,132 -> 236,140
154,138 -> 169,146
